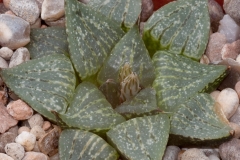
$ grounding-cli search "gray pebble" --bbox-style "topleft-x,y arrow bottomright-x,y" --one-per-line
163,145 -> 180,160
224,0 -> 240,26
0,47 -> 13,60
5,143 -> 25,160
41,0 -> 64,21
9,47 -> 30,68
219,138 -> 240,160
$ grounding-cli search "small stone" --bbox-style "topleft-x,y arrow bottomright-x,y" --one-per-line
15,131 -> 36,151
216,88 -> 239,119
0,90 -> 8,105
18,126 -> 30,135
208,154 -> 220,160
9,0 -> 40,24
0,14 -> 30,50
200,54 -> 210,64
30,126 -> 45,140
200,148 -> 219,157
41,0 -> 64,21
0,56 -> 8,68
163,145 -> 180,160
208,0 -> 224,32
32,141 -> 40,152
140,0 -> 153,22
31,18 -> 41,28
0,47 -> 13,60
229,122 -> 240,138
236,54 -> 240,63
210,90 -> 220,101
8,125 -> 19,136
7,99 -> 33,120
223,0 -> 240,26
205,32 -> 226,63
0,132 -> 17,152
22,152 -> 49,160
41,24 -> 48,28
0,103 -> 18,133
49,152 -> 59,160
3,0 -> 10,9
42,121 -> 51,131
38,125 -> 61,155
235,81 -> 240,98
219,138 -> 240,160
221,40 -> 240,60
0,153 -> 14,160
35,0 -> 44,11
181,148 -> 209,160
9,47 -> 30,68
5,143 -> 25,160
4,10 -> 15,16
28,114 -> 44,128
218,14 -> 240,43
45,16 -> 65,27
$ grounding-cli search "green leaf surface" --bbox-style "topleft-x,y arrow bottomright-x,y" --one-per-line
115,87 -> 160,119
88,0 -> 141,31
107,114 -> 170,160
153,51 -> 227,113
26,27 -> 68,59
0,54 -> 76,121
97,26 -> 155,87
59,129 -> 119,160
65,0 -> 125,80
143,0 -> 210,59
59,82 -> 125,132
169,93 -> 233,146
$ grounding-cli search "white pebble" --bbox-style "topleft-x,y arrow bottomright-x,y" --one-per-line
0,153 -> 14,160
28,114 -> 44,128
0,47 -> 13,60
210,90 -> 220,101
208,154 -> 220,160
18,126 -> 30,135
30,126 -> 45,140
181,148 -> 209,160
0,14 -> 30,50
163,145 -> 180,160
218,14 -> 240,43
216,88 -> 239,119
41,0 -> 64,21
9,47 -> 30,68
0,56 -> 8,68
5,143 -> 25,160
15,131 -> 36,151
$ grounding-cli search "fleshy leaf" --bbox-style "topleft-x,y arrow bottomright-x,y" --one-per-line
59,129 -> 119,160
153,51 -> 227,113
26,27 -> 68,59
88,0 -> 141,31
107,114 -> 169,160
59,82 -> 125,132
169,93 -> 233,146
65,0 -> 125,80
115,87 -> 160,119
0,54 -> 76,121
97,26 -> 155,87
143,0 -> 210,59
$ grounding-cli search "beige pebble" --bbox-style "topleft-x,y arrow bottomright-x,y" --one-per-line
210,90 -> 220,101
30,126 -> 45,140
42,121 -> 51,131
28,114 -> 44,128
0,153 -> 14,160
15,131 -> 36,151
8,125 -> 19,136
3,0 -> 10,9
0,47 -> 13,60
9,47 -> 30,68
5,143 -> 25,160
200,54 -> 210,64
221,40 -> 240,60
205,32 -> 226,63
229,122 -> 240,138
22,152 -> 49,160
41,24 -> 48,28
234,81 -> 240,98
32,141 -> 40,152
4,10 -> 15,16
30,18 -> 41,28
18,126 -> 30,135
45,16 -> 65,27
181,148 -> 209,160
216,88 -> 239,119
49,152 -> 59,160
0,132 -> 17,152
163,145 -> 180,160
219,138 -> 240,159
7,99 -> 33,120
208,154 -> 220,160
0,56 -> 8,68
41,0 -> 64,21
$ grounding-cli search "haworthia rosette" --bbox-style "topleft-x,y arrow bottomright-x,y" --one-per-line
59,129 -> 119,160
115,87 -> 159,119
26,27 -> 69,59
153,51 -> 227,113
59,82 -> 125,132
97,26 -> 155,87
65,0 -> 125,80
0,54 -> 76,121
88,0 -> 142,31
107,114 -> 169,160
169,93 -> 233,146
143,0 -> 210,60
